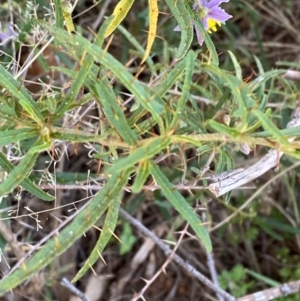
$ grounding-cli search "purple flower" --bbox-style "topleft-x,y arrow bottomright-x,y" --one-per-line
0,23 -> 17,46
174,0 -> 232,46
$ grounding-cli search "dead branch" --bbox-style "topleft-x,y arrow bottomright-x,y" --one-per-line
0,219 -> 24,261
130,223 -> 189,301
61,277 -> 91,301
119,208 -> 236,301
283,70 -> 300,82
236,279 -> 300,301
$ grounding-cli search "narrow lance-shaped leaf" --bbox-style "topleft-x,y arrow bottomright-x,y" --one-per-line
53,0 -> 64,30
39,21 -> 165,130
0,128 -> 38,147
149,162 -> 212,252
247,94 -> 269,127
131,160 -> 150,193
106,135 -> 171,174
169,50 -> 194,129
61,0 -> 75,33
127,54 -> 187,128
252,109 -> 289,145
215,149 -> 227,174
228,50 -> 242,80
72,193 -> 122,282
248,69 -> 285,91
0,137 -> 50,197
156,57 -> 186,96
104,0 -> 135,38
89,76 -> 138,145
164,0 -> 193,60
0,168 -> 132,294
141,0 -> 158,64
117,24 -> 156,73
203,64 -> 248,122
55,15 -> 113,118
0,151 -> 38,197
0,153 -> 54,201
0,65 -> 43,126
208,120 -> 240,137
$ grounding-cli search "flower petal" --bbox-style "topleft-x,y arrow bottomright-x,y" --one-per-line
206,0 -> 230,9
0,33 -> 9,43
208,7 -> 232,22
202,17 -> 209,30
193,0 -> 205,10
194,26 -> 204,46
0,23 -> 17,45
173,25 -> 181,32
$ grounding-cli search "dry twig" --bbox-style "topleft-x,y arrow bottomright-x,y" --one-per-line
61,277 -> 91,301
119,208 -> 236,301
0,219 -> 24,261
202,211 -> 224,301
130,223 -> 189,301
236,279 -> 300,301
283,70 -> 300,82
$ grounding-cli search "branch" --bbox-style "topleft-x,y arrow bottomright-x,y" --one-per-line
283,70 -> 300,82
0,220 -> 24,261
61,277 -> 91,301
236,279 -> 300,301
130,223 -> 189,301
119,208 -> 236,301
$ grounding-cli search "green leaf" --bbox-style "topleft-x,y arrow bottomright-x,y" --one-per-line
0,137 -> 51,197
119,222 -> 137,255
106,136 -> 171,174
156,57 -> 186,96
38,20 -> 165,131
55,14 -> 113,118
208,120 -> 240,137
252,110 -> 288,145
89,76 -> 138,145
260,217 -> 300,235
215,149 -> 226,174
72,192 -> 122,282
248,69 -> 285,92
53,0 -> 64,30
164,0 -> 193,60
203,64 -> 252,123
0,198 -> 9,254
56,49 -> 93,117
131,160 -> 150,193
245,269 -> 280,287
0,65 -> 43,126
149,162 -> 212,252
0,168 -> 132,294
0,153 -> 53,201
254,218 -> 283,241
247,94 -> 269,127
0,151 -> 38,197
54,172 -> 99,184
0,128 -> 38,147
117,24 -> 156,74
228,51 -> 242,80
169,50 -> 194,129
